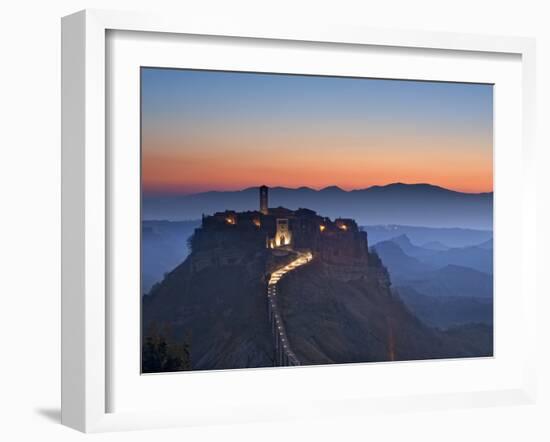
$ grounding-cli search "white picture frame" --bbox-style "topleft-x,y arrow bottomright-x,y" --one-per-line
61,9 -> 537,433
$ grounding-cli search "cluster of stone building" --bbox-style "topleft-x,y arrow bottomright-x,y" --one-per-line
193,185 -> 369,267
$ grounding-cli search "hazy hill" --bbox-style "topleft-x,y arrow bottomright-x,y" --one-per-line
372,236 -> 493,328
399,264 -> 493,299
395,286 -> 493,329
420,241 -> 451,251
477,238 -> 493,249
143,183 -> 493,229
371,239 -> 434,278
364,224 -> 493,248
389,234 -> 439,258
372,237 -> 493,296
142,220 -> 200,294
373,234 -> 493,275
421,245 -> 493,274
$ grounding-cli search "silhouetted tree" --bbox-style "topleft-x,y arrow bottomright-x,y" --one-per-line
142,323 -> 192,373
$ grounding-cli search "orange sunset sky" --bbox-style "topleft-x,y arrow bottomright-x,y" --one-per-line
141,69 -> 493,195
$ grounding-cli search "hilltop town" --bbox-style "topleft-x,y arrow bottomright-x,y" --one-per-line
191,186 -> 372,277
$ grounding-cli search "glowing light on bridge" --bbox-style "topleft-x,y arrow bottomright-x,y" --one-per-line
266,250 -> 313,367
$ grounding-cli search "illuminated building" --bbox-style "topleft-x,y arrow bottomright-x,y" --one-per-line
196,186 -> 369,265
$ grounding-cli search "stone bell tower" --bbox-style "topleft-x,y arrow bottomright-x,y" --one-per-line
259,185 -> 269,215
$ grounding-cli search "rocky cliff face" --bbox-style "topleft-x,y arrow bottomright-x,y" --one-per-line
277,259 -> 490,365
143,245 -> 275,370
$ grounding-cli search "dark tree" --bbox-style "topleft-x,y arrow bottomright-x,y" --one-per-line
142,323 -> 192,373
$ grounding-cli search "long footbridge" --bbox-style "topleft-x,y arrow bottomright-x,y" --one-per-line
267,251 -> 313,366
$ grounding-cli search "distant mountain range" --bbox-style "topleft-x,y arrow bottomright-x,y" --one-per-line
365,225 -> 493,249
372,234 -> 493,285
382,234 -> 493,274
143,183 -> 493,229
371,234 -> 493,328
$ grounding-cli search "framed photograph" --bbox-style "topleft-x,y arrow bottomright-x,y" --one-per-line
61,9 -> 537,432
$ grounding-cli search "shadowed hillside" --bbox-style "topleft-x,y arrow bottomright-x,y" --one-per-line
143,250 -> 274,370
278,261 -> 491,364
